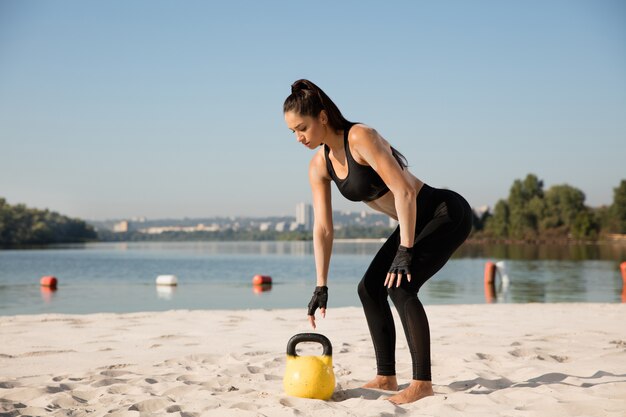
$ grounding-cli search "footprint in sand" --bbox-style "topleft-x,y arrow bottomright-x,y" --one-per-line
47,394 -> 85,409
155,334 -> 183,340
91,378 -> 127,387
100,369 -> 133,378
175,374 -> 204,385
1,387 -> 46,402
247,366 -> 262,374
99,364 -> 136,371
0,381 -> 19,389
71,389 -> 100,404
129,398 -> 174,412
19,350 -> 76,357
161,385 -> 195,401
103,410 -> 143,417
242,350 -> 271,357
229,402 -> 260,411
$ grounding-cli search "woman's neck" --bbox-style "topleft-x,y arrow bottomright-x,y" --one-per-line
324,129 -> 345,154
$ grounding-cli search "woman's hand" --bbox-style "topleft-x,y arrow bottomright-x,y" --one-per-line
385,245 -> 413,288
307,286 -> 328,329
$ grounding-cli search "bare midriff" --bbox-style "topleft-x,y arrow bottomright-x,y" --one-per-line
365,175 -> 424,220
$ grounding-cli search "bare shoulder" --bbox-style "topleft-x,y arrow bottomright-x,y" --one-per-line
348,124 -> 392,160
348,124 -> 380,143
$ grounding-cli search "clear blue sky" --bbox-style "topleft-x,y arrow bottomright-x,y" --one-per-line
1,0 -> 624,220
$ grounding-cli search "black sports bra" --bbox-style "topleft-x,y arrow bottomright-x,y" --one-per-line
324,124 -> 390,202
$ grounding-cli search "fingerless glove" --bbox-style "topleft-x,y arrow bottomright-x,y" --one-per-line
307,285 -> 328,315
388,245 -> 413,276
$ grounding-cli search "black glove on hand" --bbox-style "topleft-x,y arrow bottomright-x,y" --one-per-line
307,285 -> 328,316
388,245 -> 413,276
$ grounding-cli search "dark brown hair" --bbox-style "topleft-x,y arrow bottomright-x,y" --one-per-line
283,79 -> 352,131
283,79 -> 408,168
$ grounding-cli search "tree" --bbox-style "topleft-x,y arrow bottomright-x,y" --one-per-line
611,180 -> 626,233
571,208 -> 599,240
541,184 -> 586,233
0,198 -> 97,246
485,199 -> 509,237
508,174 -> 544,239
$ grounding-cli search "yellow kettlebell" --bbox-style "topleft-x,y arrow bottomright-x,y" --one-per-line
283,333 -> 335,400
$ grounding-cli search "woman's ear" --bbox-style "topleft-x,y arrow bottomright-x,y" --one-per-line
319,110 -> 328,125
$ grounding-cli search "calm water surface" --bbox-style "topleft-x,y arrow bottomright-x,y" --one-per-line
0,241 -> 624,315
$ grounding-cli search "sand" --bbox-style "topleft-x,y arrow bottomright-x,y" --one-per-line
1,303 -> 625,417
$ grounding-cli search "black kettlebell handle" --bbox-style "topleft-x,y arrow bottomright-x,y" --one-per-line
286,333 -> 332,357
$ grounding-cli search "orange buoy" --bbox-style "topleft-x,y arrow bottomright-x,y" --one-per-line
484,282 -> 496,303
40,276 -> 58,289
252,275 -> 272,286
484,262 -> 496,285
484,262 -> 496,303
620,262 -> 626,303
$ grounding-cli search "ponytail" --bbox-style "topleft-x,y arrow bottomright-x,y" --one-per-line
283,79 -> 352,131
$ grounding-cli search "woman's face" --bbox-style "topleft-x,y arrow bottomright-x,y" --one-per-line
284,110 -> 327,150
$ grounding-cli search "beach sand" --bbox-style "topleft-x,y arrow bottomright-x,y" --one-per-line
1,303 -> 625,416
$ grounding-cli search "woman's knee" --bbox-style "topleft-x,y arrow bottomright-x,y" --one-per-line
358,276 -> 386,304
387,285 -> 413,306
357,278 -> 371,302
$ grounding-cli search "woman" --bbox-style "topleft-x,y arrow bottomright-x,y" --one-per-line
283,79 -> 472,405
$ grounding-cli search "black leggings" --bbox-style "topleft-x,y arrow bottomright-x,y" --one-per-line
357,184 -> 472,381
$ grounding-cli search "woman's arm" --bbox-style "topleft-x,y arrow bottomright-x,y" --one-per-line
308,149 -> 334,328
350,126 -> 417,247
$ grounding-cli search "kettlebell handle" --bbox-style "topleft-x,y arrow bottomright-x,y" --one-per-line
286,333 -> 332,357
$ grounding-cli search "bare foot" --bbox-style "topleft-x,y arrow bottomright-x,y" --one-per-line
387,380 -> 434,405
362,375 -> 398,391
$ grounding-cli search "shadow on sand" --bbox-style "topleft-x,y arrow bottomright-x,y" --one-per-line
448,370 -> 626,394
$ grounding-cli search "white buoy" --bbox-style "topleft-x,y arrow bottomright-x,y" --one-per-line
495,261 -> 510,289
156,275 -> 178,286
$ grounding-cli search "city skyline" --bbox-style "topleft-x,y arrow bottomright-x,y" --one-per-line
1,1 -> 625,221
98,201 -> 393,235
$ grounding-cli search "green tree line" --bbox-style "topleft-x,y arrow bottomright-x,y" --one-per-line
472,174 -> 626,241
0,198 -> 97,246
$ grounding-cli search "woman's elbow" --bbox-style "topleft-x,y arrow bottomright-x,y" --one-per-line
314,223 -> 334,239
393,187 -> 416,201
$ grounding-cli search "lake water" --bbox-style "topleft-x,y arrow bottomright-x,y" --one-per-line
0,241 -> 624,315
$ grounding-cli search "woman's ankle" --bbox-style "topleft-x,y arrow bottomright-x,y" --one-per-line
362,375 -> 399,390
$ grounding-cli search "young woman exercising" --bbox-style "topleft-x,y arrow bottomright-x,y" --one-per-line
283,79 -> 472,404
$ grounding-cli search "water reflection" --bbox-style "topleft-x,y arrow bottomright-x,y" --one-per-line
426,279 -> 460,300
252,284 -> 272,295
156,285 -> 176,300
40,286 -> 57,303
456,242 -> 626,261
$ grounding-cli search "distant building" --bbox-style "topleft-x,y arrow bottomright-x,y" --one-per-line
296,202 -> 313,231
138,223 -> 220,234
113,220 -> 129,233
